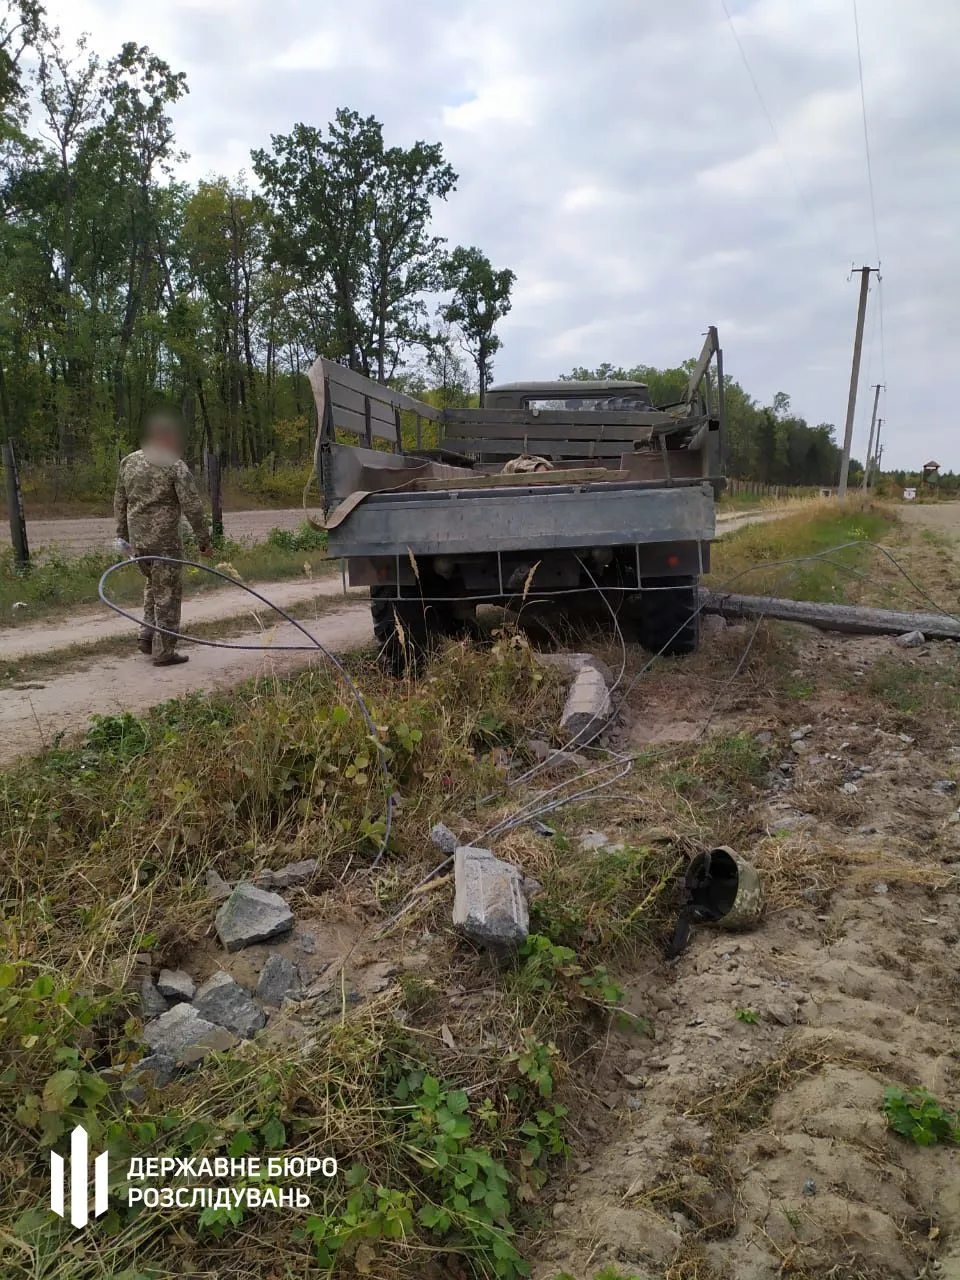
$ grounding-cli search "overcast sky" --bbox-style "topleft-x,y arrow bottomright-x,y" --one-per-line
47,0 -> 960,470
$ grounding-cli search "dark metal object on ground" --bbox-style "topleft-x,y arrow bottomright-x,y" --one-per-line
666,846 -> 764,959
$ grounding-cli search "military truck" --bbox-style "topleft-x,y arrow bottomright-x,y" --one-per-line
307,328 -> 726,673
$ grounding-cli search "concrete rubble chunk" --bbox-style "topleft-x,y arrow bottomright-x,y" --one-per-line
895,630 -> 925,648
258,859 -> 320,889
205,868 -> 234,901
127,1053 -> 178,1090
142,1002 -> 236,1062
430,823 -> 459,854
535,651 -> 613,683
560,664 -> 612,740
453,846 -> 528,954
580,830 -> 610,851
193,971 -> 266,1039
256,953 -> 300,1007
157,968 -> 196,1000
215,883 -> 294,952
140,978 -> 170,1018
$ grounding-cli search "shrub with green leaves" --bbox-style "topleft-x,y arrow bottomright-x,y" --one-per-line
883,1086 -> 960,1146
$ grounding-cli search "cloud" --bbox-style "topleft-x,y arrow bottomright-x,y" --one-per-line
37,0 -> 960,467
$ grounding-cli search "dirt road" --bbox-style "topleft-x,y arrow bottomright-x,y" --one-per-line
2,507 -> 308,555
0,604 -> 373,763
0,575 -> 358,662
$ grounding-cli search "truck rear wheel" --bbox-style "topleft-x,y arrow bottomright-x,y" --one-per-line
633,576 -> 701,657
370,584 -> 458,676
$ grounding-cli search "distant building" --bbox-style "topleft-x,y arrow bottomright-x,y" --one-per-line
922,460 -> 940,485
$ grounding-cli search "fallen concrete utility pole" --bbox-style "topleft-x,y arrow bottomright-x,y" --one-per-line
700,589 -> 960,642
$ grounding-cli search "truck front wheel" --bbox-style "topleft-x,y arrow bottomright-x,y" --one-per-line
633,576 -> 701,657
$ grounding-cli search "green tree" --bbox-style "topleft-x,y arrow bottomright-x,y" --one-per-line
440,246 -> 515,404
253,109 -> 456,379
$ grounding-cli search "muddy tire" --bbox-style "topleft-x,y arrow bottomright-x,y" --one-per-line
633,576 -> 701,657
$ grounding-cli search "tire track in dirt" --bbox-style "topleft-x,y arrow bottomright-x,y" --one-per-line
535,632 -> 960,1280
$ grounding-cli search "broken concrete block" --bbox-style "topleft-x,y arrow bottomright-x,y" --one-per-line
127,1053 -> 178,1090
205,868 -> 234,901
142,1003 -> 236,1062
560,664 -> 612,740
895,630 -> 925,648
535,651 -> 613,683
193,972 -> 266,1039
255,953 -> 300,1007
453,846 -> 528,954
430,822 -> 459,854
157,968 -> 196,1001
258,859 -> 319,889
140,978 -> 170,1019
215,883 -> 294,952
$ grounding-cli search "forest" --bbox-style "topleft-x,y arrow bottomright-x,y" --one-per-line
0,1 -> 853,490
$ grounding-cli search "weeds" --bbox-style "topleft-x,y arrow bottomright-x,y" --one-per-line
734,1008 -> 759,1025
882,1086 -> 960,1146
706,500 -> 894,603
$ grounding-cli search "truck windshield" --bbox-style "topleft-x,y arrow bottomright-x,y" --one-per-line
525,394 -> 651,411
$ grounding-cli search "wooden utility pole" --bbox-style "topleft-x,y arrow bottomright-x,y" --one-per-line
861,383 -> 883,490
3,439 -> 29,568
838,266 -> 875,499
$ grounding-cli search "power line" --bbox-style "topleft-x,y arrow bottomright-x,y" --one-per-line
718,0 -> 832,256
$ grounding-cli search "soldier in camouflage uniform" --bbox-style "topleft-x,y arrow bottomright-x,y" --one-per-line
114,413 -> 213,666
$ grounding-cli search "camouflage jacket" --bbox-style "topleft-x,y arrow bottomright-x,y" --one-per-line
114,448 -> 211,552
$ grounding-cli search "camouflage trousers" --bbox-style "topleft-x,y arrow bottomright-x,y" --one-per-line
136,555 -> 183,657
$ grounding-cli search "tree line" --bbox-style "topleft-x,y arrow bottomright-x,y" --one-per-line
564,364 -> 857,489
0,2 -> 515,469
1,2 -> 852,490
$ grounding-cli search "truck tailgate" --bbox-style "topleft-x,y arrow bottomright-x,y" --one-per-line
326,480 -> 715,558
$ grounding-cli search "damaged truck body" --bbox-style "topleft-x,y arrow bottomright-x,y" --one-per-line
307,329 -> 726,673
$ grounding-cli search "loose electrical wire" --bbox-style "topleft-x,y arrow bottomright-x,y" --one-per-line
374,534 -> 960,936
98,555 -> 395,869
100,530 -> 960,924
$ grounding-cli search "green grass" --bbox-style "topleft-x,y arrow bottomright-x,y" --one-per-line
707,499 -> 896,603
0,640 -> 608,1280
0,525 -> 333,627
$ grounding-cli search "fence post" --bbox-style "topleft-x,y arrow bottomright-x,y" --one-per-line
3,439 -> 29,568
208,453 -> 223,542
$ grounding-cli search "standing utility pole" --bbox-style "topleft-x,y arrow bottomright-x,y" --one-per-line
861,383 -> 883,490
838,266 -> 875,499
868,419 -> 882,487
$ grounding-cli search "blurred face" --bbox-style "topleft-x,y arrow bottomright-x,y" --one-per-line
144,416 -> 183,456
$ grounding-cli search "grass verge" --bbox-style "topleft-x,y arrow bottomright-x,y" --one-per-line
706,498 -> 895,602
0,635 -> 687,1280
